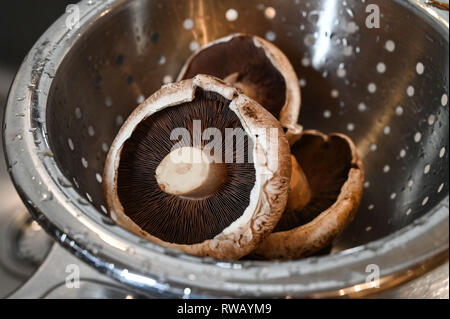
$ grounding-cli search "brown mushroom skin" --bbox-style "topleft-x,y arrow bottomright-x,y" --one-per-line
103,75 -> 292,260
250,130 -> 364,260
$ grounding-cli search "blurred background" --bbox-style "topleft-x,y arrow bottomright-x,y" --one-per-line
0,0 -> 72,298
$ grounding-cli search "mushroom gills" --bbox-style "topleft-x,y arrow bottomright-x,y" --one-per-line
116,89 -> 256,245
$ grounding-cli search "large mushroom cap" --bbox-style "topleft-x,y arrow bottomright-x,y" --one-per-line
103,75 -> 291,260
178,33 -> 301,136
250,130 -> 364,260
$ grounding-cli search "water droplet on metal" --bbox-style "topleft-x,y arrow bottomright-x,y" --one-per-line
41,192 -> 53,201
345,8 -> 354,17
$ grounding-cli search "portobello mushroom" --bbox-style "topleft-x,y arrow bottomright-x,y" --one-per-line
251,130 -> 364,260
178,33 -> 302,141
103,75 -> 292,260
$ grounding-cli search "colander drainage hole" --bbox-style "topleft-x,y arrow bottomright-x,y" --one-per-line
189,41 -> 200,52
88,126 -> 95,136
81,157 -> 88,168
183,19 -> 194,30
158,55 -> 166,65
385,40 -> 396,52
416,62 -> 425,75
414,132 -> 422,143
163,75 -> 173,84
299,78 -> 307,88
116,115 -> 124,126
264,7 -> 276,20
442,94 -> 448,106
102,142 -> 109,153
105,96 -> 113,107
265,31 -> 276,42
75,107 -> 82,119
68,138 -> 75,151
225,8 -> 239,21
376,62 -> 386,73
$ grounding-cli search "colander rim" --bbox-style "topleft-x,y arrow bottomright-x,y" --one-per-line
3,0 -> 449,298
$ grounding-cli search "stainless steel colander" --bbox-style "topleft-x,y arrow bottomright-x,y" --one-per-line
3,0 -> 449,298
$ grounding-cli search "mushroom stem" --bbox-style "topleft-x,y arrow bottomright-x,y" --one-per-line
155,147 -> 226,199
285,155 -> 312,214
224,72 -> 258,102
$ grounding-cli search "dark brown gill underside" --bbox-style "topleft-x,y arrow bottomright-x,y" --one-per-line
117,90 -> 256,245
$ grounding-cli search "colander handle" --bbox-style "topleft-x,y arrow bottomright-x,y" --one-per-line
8,244 -> 137,299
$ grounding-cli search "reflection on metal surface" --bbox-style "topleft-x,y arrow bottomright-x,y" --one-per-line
378,262 -> 449,299
311,0 -> 338,68
44,281 -> 143,299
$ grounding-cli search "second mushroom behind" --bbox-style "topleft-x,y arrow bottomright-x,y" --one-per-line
178,33 -> 302,139
250,130 -> 365,260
